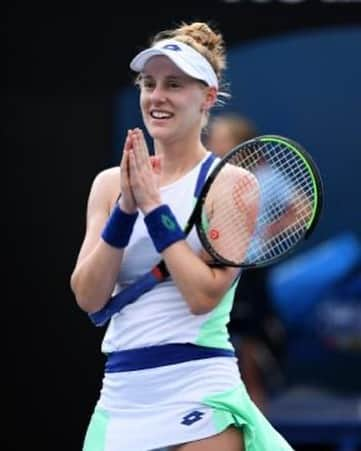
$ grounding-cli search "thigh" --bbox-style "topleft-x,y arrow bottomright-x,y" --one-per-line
169,426 -> 244,451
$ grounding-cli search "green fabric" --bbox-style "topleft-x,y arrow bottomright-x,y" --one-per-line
83,408 -> 109,451
203,383 -> 294,451
194,181 -> 237,349
195,281 -> 237,350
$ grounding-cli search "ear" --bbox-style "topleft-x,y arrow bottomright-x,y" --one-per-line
201,86 -> 218,112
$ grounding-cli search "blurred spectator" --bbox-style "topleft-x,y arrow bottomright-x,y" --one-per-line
205,113 -> 257,156
205,112 -> 288,412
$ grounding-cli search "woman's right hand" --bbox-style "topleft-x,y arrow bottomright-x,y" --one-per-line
119,130 -> 137,213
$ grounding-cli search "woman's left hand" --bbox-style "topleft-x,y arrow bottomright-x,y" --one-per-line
128,128 -> 162,214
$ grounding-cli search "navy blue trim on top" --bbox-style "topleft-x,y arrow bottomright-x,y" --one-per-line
194,153 -> 216,198
105,343 -> 235,372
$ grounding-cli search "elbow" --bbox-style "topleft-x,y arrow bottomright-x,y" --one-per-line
70,274 -> 87,312
70,271 -> 83,304
70,270 -> 78,296
190,306 -> 211,315
74,295 -> 94,314
72,291 -> 100,314
70,271 -> 97,313
188,295 -> 217,315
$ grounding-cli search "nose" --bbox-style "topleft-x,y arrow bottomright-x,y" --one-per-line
149,85 -> 167,104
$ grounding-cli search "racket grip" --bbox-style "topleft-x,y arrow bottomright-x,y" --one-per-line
88,271 -> 160,327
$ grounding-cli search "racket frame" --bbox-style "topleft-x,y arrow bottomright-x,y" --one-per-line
195,134 -> 324,269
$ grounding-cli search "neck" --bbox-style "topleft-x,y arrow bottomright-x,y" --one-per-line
154,138 -> 208,187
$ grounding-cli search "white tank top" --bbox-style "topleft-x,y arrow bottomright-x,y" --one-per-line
101,153 -> 237,353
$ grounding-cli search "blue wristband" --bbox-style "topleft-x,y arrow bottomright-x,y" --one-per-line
144,204 -> 185,253
101,205 -> 138,248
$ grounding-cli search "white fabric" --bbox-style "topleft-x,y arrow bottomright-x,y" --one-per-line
87,357 -> 294,451
101,153 -> 220,353
130,39 -> 218,88
83,154 -> 295,451
95,357 -> 240,451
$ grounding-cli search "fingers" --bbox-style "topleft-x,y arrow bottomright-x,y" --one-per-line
119,130 -> 137,213
120,130 -> 132,175
120,129 -> 144,181
132,128 -> 152,170
125,128 -> 156,171
127,147 -> 138,180
121,130 -> 132,160
150,155 -> 162,176
120,149 -> 129,186
125,128 -> 161,214
120,131 -> 131,180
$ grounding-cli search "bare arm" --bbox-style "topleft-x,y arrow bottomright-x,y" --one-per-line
70,168 -> 126,313
70,131 -> 138,313
162,243 -> 240,314
162,168 -> 259,314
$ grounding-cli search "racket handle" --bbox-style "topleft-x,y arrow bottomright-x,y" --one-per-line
88,271 -> 160,327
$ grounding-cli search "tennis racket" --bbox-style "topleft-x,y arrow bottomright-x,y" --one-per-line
89,134 -> 323,326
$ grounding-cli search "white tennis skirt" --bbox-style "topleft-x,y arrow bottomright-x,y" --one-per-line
82,355 -> 294,451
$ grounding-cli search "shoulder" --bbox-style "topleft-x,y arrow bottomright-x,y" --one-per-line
90,166 -> 120,192
216,164 -> 259,191
92,166 -> 119,186
88,166 -> 120,210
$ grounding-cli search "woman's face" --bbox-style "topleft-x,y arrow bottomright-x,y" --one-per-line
139,56 -> 211,144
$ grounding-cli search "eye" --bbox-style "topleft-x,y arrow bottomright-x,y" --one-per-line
167,79 -> 182,89
139,76 -> 155,90
143,80 -> 155,90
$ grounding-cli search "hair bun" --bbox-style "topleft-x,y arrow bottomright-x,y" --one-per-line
176,22 -> 219,52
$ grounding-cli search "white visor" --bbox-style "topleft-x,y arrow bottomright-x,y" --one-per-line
129,39 -> 218,89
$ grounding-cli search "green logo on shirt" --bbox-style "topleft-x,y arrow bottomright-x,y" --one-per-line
161,214 -> 176,230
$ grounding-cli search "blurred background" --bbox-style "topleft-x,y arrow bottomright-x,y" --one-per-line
6,2 -> 361,450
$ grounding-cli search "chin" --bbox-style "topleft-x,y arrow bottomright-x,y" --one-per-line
148,126 -> 172,141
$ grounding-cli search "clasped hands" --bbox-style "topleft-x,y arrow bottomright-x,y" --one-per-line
119,128 -> 162,216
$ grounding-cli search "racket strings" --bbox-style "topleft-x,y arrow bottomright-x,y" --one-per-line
201,168 -> 260,263
255,218 -> 305,260
241,142 -> 315,264
202,140 -> 317,265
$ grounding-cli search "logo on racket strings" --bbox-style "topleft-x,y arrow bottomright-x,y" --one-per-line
209,228 -> 220,240
161,214 -> 177,230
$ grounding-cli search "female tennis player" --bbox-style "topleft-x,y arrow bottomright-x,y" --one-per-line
70,21 -> 294,451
